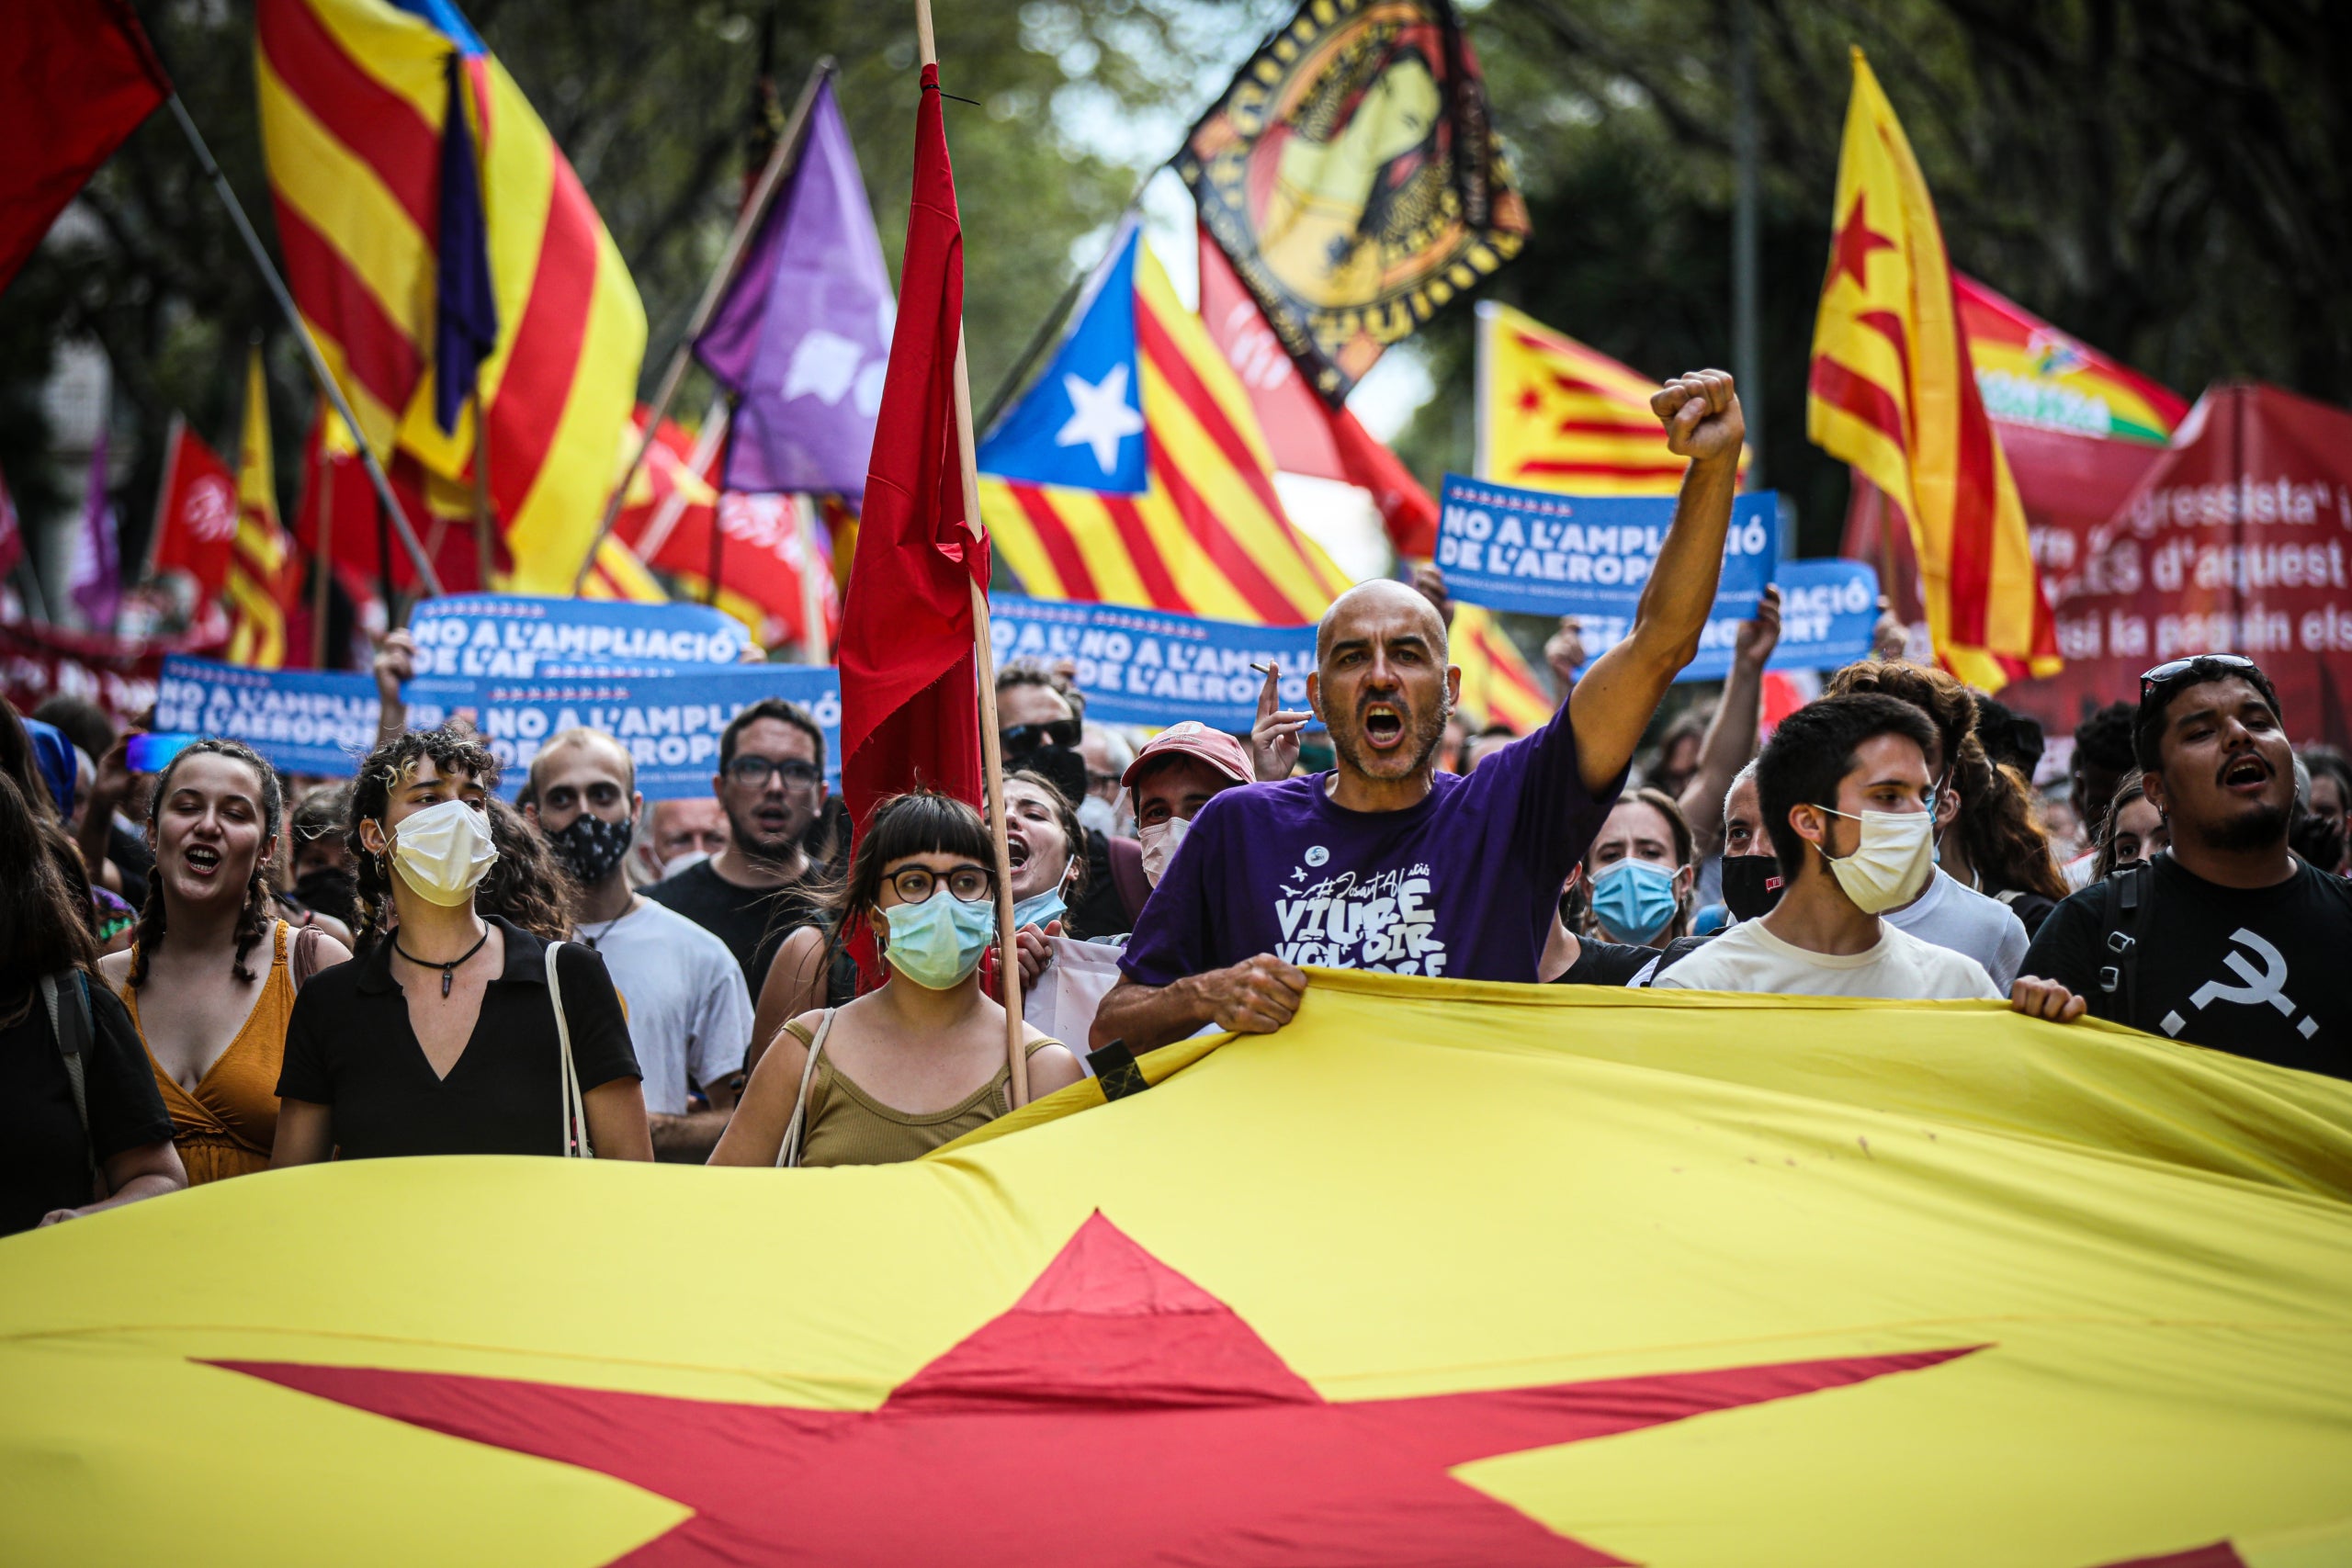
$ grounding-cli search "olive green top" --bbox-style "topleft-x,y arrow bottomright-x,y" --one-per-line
781,1017 -> 1059,1168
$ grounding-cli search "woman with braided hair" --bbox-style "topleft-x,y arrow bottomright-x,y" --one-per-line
96,739 -> 349,1184
272,726 -> 650,1165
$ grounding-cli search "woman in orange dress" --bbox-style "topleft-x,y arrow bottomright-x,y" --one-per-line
97,739 -> 349,1182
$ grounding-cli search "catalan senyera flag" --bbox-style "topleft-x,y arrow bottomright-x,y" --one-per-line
978,221 -> 1354,626
7,971 -> 2350,1563
255,0 -> 647,593
223,350 -> 295,668
1452,601 -> 1553,733
1806,50 -> 2058,692
1476,300 -> 1748,495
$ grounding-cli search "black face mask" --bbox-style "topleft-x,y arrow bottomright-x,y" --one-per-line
1719,854 -> 1786,923
1013,744 -> 1090,818
549,814 -> 635,886
293,866 -> 360,929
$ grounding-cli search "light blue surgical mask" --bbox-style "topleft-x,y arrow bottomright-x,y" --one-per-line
878,889 -> 997,990
1589,859 -> 1681,945
1011,887 -> 1067,932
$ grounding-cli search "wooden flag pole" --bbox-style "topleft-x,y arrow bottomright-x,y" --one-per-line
917,0 -> 1029,1110
571,58 -> 835,595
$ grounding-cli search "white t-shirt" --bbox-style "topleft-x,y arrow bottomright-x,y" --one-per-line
1652,916 -> 2003,1000
582,897 -> 753,1115
1882,868 -> 2030,989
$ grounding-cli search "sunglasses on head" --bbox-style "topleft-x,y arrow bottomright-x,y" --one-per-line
2139,653 -> 2259,702
1001,719 -> 1082,756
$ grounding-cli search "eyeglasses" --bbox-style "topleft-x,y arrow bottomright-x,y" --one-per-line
725,755 -> 822,788
2139,654 -> 2259,701
886,863 -> 997,904
1001,719 -> 1081,756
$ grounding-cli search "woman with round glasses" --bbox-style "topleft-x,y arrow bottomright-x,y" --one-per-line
711,791 -> 1085,1168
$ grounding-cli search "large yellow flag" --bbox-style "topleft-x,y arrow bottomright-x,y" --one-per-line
1806,49 -> 2059,691
5,973 -> 2350,1564
223,348 -> 292,669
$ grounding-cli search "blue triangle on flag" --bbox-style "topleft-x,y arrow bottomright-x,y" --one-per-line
977,223 -> 1148,493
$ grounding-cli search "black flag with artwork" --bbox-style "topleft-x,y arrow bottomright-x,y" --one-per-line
1175,0 -> 1527,405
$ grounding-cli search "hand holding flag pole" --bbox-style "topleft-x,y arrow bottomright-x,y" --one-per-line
571,60 -> 837,596
915,0 -> 1031,1111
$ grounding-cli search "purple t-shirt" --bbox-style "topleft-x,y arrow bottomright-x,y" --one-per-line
1120,702 -> 1622,986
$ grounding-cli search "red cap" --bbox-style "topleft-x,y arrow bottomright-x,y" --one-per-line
1120,721 -> 1253,792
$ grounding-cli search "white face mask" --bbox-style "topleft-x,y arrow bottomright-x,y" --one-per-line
661,850 -> 713,881
385,797 -> 499,908
1815,806 -> 1934,914
1136,815 -> 1191,886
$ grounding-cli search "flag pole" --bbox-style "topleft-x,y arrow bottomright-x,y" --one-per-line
632,395 -> 729,564
571,58 -> 836,595
470,389 -> 496,590
796,494 -> 827,662
916,0 -> 1029,1110
159,93 -> 444,599
311,435 -> 335,669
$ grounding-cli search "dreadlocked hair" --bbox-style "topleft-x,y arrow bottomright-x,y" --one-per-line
128,739 -> 286,988
347,726 -> 500,946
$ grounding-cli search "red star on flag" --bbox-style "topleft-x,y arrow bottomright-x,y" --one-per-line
217,1215 -> 1977,1565
1826,192 -> 1897,295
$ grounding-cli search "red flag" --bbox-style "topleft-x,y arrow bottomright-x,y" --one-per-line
0,0 -> 169,294
1196,227 -> 1439,558
148,416 -> 240,600
837,63 -> 983,836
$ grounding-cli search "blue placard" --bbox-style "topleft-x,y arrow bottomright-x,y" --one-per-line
407,593 -> 753,680
1435,475 -> 1778,626
154,658 -> 382,775
1676,558 -> 1882,683
988,593 -> 1319,733
403,665 -> 841,800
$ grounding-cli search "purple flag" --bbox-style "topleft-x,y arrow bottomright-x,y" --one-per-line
695,79 -> 894,498
68,417 -> 121,631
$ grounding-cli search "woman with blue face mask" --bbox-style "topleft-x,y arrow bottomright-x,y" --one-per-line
1003,771 -> 1087,998
712,791 -> 1086,1168
1583,789 -> 1698,951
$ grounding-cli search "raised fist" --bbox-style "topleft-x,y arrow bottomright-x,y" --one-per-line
1650,370 -> 1745,464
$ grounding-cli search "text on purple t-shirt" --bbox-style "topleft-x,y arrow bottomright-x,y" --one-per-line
1119,701 -> 1622,987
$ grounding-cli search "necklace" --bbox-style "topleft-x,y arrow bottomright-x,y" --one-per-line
578,898 -> 642,951
393,926 -> 492,998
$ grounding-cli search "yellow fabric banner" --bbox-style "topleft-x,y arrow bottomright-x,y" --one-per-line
5,972 -> 2349,1564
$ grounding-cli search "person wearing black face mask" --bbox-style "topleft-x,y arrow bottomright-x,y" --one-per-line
287,784 -> 364,937
995,664 -> 1146,941
1607,761 -> 1780,987
526,729 -> 752,1160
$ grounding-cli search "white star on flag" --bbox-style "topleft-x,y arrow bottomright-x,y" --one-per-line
1054,364 -> 1145,474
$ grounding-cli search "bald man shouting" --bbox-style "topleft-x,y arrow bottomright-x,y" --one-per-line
1091,370 -> 1746,1052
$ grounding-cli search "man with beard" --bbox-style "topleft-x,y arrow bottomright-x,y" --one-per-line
2022,657 -> 2349,1072
1092,370 -> 1749,1051
529,729 -> 751,1159
643,699 -> 831,1000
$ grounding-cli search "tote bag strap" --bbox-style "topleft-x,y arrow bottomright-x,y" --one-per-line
775,1009 -> 837,1170
546,941 -> 594,1158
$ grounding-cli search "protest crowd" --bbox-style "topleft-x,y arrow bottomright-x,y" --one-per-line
6,362 -> 2346,1234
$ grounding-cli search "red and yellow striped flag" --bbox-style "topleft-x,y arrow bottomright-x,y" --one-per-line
1806,50 -> 2057,691
224,348 -> 295,669
978,233 -> 1353,626
1452,602 -> 1553,734
255,0 -> 646,594
1476,302 -> 1748,495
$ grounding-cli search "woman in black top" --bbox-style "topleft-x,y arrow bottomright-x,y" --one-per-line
272,727 -> 651,1163
0,771 -> 186,1233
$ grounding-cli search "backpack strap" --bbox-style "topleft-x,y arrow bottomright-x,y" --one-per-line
2096,859 -> 2152,1024
40,972 -> 101,1190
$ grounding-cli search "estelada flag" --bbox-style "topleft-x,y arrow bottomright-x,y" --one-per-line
1197,224 -> 1440,558
223,349 -> 296,669
837,62 -> 982,837
977,220 -> 1353,626
0,0 -> 167,294
1806,49 -> 2059,692
1177,0 -> 1527,404
6,972 -> 2350,1563
1476,300 -> 1749,496
147,416 -> 241,602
